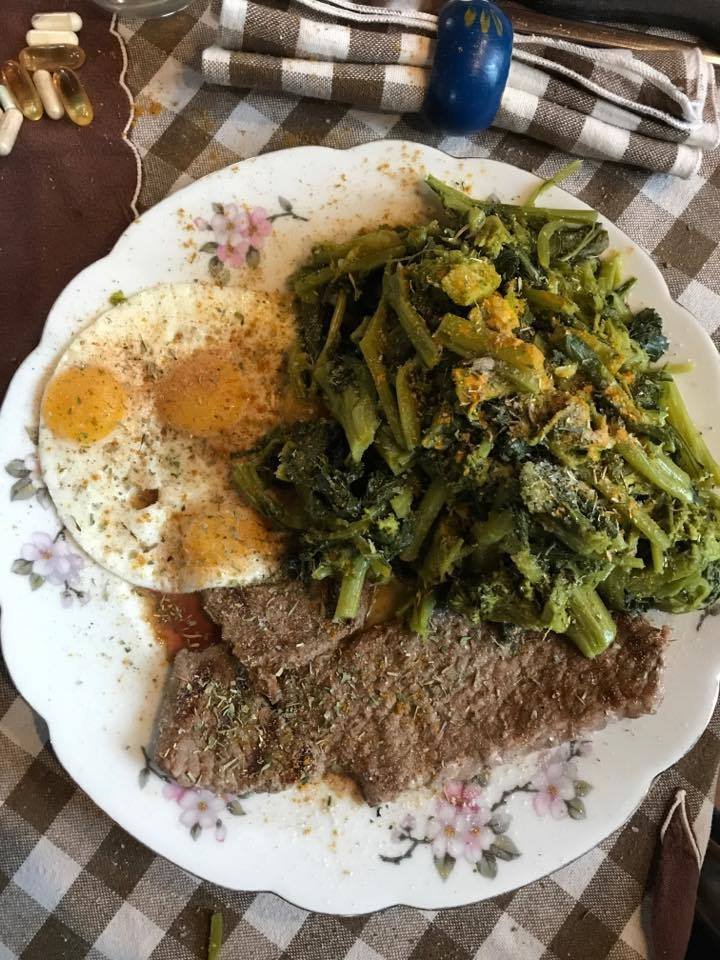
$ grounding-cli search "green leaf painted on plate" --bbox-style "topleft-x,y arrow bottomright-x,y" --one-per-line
11,559 -> 32,575
226,798 -> 246,816
489,809 -> 511,834
574,780 -> 592,797
29,573 -> 44,591
211,202 -> 225,215
478,852 -> 498,879
246,247 -> 261,268
208,256 -> 230,286
200,241 -> 219,253
490,835 -> 520,861
11,478 -> 35,500
434,853 -> 455,880
278,196 -> 293,212
5,460 -> 29,478
190,823 -> 202,840
566,797 -> 587,820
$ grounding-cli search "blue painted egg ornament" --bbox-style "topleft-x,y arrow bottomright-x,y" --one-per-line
424,0 -> 513,133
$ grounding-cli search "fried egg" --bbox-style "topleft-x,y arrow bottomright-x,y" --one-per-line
38,282 -> 299,592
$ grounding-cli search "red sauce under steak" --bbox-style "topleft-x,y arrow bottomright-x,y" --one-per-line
145,591 -> 220,657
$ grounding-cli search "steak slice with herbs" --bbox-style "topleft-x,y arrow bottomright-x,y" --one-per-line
202,580 -> 370,701
151,609 -> 669,804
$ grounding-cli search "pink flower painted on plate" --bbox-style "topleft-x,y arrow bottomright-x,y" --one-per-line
163,782 -> 187,803
178,790 -> 226,830
245,207 -> 272,248
442,780 -> 487,813
211,202 -> 249,246
208,202 -> 252,268
217,239 -> 250,268
456,810 -> 495,864
425,805 -> 466,860
215,820 -> 227,843
21,532 -> 84,586
531,756 -> 575,819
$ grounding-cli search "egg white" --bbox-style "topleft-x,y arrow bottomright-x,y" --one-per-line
38,282 -> 295,592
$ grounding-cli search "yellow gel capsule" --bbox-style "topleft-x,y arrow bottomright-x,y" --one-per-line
20,45 -> 85,72
52,68 -> 92,126
1,61 -> 42,121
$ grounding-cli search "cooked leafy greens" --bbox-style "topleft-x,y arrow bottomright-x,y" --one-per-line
232,168 -> 720,658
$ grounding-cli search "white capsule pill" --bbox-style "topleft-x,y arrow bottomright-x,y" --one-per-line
31,12 -> 83,32
32,70 -> 63,119
0,83 -> 16,112
0,108 -> 23,157
26,30 -> 79,47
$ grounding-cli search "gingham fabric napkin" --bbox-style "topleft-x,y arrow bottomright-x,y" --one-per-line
201,0 -> 720,178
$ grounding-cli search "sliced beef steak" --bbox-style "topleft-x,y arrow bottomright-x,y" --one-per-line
202,580 -> 370,701
152,608 -> 669,804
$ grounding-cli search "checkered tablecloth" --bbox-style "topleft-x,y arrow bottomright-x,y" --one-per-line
2,2 -> 720,957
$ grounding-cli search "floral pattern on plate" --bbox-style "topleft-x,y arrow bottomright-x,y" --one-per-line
383,741 -> 592,880
6,431 -> 50,507
194,197 -> 307,282
12,529 -> 88,607
140,749 -> 245,842
6,438 -> 89,607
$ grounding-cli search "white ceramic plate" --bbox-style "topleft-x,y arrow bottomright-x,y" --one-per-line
1,141 -> 719,914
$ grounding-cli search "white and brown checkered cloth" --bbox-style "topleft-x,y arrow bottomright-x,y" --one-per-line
2,2 -> 720,957
199,0 -> 720,177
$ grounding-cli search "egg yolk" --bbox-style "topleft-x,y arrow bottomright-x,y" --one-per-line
178,507 -> 280,577
155,351 -> 251,438
42,366 -> 126,444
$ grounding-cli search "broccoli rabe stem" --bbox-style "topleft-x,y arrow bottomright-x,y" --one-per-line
334,554 -> 369,620
663,380 -> 720,485
317,288 -> 347,367
401,478 -> 449,562
523,159 -> 582,207
471,511 -> 514,548
524,288 -> 578,316
616,437 -> 695,505
588,474 -> 671,551
396,360 -> 421,450
536,219 -> 584,270
565,585 -> 617,658
374,425 -> 414,475
425,173 -> 597,223
232,461 -> 305,530
408,591 -> 437,636
421,521 -> 465,585
359,302 -> 404,447
294,231 -> 407,295
436,313 -> 545,375
384,267 -> 440,369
